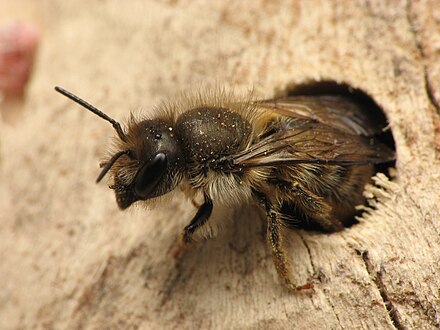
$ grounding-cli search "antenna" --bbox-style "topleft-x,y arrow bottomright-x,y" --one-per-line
54,86 -> 127,142
96,149 -> 132,183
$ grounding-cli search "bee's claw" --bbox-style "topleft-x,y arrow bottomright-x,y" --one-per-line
295,282 -> 314,291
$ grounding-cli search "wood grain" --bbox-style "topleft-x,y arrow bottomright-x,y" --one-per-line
0,1 -> 439,329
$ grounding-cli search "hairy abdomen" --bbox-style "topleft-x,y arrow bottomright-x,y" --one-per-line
276,164 -> 373,231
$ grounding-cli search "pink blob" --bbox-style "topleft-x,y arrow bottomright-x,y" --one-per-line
0,22 -> 39,95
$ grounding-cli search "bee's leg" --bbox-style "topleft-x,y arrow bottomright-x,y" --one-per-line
268,210 -> 301,291
269,177 -> 342,231
290,182 -> 343,231
182,194 -> 213,243
99,160 -> 107,168
254,191 -> 303,291
190,198 -> 202,209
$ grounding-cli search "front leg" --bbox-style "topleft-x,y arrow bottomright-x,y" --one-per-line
183,194 -> 213,243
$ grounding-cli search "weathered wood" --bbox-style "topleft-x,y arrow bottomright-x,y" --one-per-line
0,1 -> 439,329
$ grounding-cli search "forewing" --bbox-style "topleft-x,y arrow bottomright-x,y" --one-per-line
232,120 -> 394,168
258,95 -> 385,136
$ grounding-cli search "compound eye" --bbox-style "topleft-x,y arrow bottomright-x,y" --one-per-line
134,153 -> 167,198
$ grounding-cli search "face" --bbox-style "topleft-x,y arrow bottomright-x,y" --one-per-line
109,118 -> 184,209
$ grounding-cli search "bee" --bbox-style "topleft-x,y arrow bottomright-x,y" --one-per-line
54,86 -> 394,291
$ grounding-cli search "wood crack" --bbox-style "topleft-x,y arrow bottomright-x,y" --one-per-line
424,71 -> 440,115
299,234 -> 343,329
358,250 -> 406,330
299,234 -> 317,278
405,0 -> 440,236
405,0 -> 440,116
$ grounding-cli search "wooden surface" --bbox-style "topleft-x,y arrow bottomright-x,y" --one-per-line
1,1 -> 439,329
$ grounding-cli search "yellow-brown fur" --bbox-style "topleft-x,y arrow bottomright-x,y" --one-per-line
55,86 -> 394,291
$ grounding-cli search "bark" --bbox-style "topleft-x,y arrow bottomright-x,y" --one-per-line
0,1 -> 439,329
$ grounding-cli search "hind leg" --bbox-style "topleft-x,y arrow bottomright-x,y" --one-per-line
254,191 -> 307,291
290,181 -> 343,231
273,179 -> 344,232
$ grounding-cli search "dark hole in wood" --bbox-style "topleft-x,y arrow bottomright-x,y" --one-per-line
284,81 -> 396,229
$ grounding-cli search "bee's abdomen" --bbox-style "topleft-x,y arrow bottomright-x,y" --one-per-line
271,163 -> 373,231
325,164 -> 372,219
289,164 -> 372,204
175,107 -> 251,164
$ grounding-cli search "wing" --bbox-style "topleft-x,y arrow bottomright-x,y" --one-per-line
257,95 -> 385,136
231,97 -> 394,169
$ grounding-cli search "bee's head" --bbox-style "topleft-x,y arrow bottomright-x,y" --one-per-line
108,118 -> 184,209
54,87 -> 184,209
